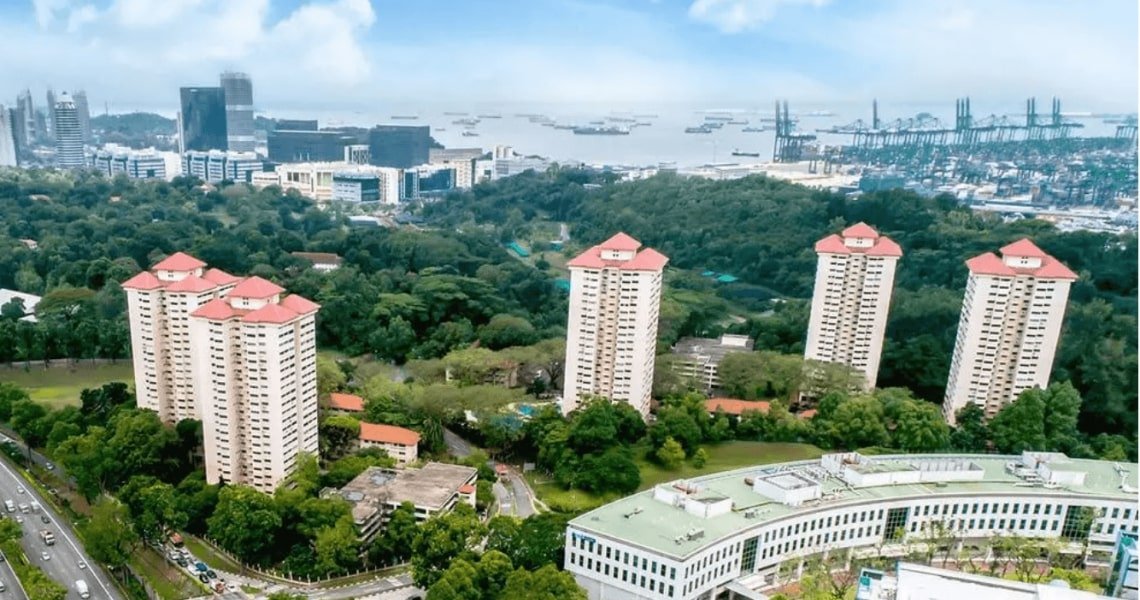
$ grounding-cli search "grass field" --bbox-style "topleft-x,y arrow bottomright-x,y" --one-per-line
528,441 -> 825,514
0,362 -> 134,408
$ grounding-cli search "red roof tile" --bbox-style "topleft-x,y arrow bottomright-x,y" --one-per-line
328,393 -> 365,412
620,248 -> 669,271
706,398 -> 771,416
797,409 -> 818,420
241,303 -> 299,324
190,297 -> 243,320
152,252 -> 206,271
599,232 -> 642,251
280,294 -> 320,315
566,247 -> 608,269
121,271 -> 164,290
1033,257 -> 1078,280
866,236 -> 903,257
814,234 -> 851,254
1000,238 -> 1047,258
966,252 -> 1017,277
203,268 -> 241,286
165,274 -> 218,293
458,484 -> 476,494
229,276 -> 285,299
841,222 -> 879,238
359,423 -> 421,446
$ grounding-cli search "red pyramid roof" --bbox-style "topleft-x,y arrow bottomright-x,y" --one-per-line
966,252 -> 1016,277
190,297 -> 242,320
842,222 -> 879,238
280,294 -> 320,314
242,303 -> 299,324
203,268 -> 241,286
814,234 -> 851,254
1000,238 -> 1047,258
359,422 -> 421,446
121,271 -> 164,290
165,274 -> 217,293
229,276 -> 285,299
620,248 -> 669,271
566,247 -> 608,269
866,236 -> 903,257
599,232 -> 641,251
152,252 -> 206,271
1034,257 -> 1078,280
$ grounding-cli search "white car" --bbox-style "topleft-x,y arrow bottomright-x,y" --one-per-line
40,551 -> 50,561
78,560 -> 87,569
16,487 -> 24,495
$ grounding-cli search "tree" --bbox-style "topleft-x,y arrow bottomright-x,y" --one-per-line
501,565 -> 587,600
950,404 -> 989,452
0,382 -> 29,422
316,355 -> 347,396
0,517 -> 21,543
83,498 -> 139,575
889,398 -> 951,452
370,501 -> 419,567
818,395 -> 889,449
1042,382 -> 1084,455
989,389 -> 1047,453
207,485 -> 283,566
313,517 -> 361,575
477,314 -> 538,350
410,504 -> 487,588
476,551 -> 514,599
692,447 -> 709,468
319,414 -> 361,461
656,437 -> 685,470
120,477 -> 186,542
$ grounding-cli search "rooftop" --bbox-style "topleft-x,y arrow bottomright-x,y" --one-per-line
706,398 -> 771,416
327,393 -> 365,412
334,463 -> 478,523
229,276 -> 285,299
567,232 -> 670,272
359,422 -> 421,446
569,453 -> 1138,560
152,252 -> 206,272
673,335 -> 755,365
966,239 -> 1078,280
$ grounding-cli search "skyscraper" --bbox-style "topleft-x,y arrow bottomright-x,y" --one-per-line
123,252 -> 320,493
179,87 -> 227,152
267,129 -> 358,162
942,239 -> 1076,424
368,125 -> 430,168
563,233 -> 668,417
16,90 -> 36,143
8,106 -> 26,154
803,223 -> 902,389
220,72 -> 254,152
0,106 -> 16,167
52,92 -> 86,169
44,88 -> 56,140
72,90 -> 92,142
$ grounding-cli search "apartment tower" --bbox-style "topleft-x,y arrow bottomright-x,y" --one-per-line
123,253 -> 320,492
803,223 -> 902,389
563,233 -> 668,417
942,239 -> 1076,424
52,92 -> 86,169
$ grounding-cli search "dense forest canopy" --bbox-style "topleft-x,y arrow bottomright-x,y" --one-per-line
424,170 -> 1138,438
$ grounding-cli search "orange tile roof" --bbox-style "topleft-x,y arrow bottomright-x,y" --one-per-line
458,484 -> 476,494
241,303 -> 299,324
966,252 -> 1016,276
841,222 -> 879,238
797,409 -> 818,420
190,298 -> 244,320
153,252 -> 206,271
866,237 -> 903,257
229,276 -> 285,299
203,268 -> 241,285
359,423 -> 421,446
1033,257 -> 1078,280
328,393 -> 365,412
280,294 -> 320,315
599,232 -> 642,251
622,248 -> 669,271
165,274 -> 218,293
706,397 -> 771,416
566,247 -> 609,269
567,238 -> 669,272
966,245 -> 1077,280
122,271 -> 164,290
1000,238 -> 1047,258
814,234 -> 851,254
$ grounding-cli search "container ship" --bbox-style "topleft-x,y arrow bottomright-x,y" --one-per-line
685,125 -> 713,134
573,126 -> 630,135
731,149 -> 760,157
390,115 -> 418,120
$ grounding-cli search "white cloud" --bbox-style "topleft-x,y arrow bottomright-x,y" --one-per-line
688,0 -> 829,33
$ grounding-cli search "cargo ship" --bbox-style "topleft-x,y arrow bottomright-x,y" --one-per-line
731,150 -> 760,157
573,126 -> 630,135
742,126 -> 766,132
727,119 -> 748,125
443,111 -> 468,116
685,125 -> 713,134
390,115 -> 418,120
462,131 -> 480,137
477,114 -> 502,119
452,118 -> 480,126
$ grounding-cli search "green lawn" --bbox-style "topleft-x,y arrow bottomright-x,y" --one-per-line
0,362 -> 134,408
528,441 -> 825,514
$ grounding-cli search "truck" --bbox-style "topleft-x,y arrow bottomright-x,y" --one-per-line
75,579 -> 90,599
40,530 -> 55,546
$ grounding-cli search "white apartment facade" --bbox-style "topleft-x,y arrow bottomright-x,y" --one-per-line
563,233 -> 668,417
942,239 -> 1077,424
566,452 -> 1139,600
803,223 -> 902,390
123,253 -> 320,493
358,422 -> 421,465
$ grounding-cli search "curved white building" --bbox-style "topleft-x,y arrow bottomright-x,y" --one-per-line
565,452 -> 1138,600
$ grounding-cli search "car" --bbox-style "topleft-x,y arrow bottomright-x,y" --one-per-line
15,516 -> 23,524
45,462 -> 54,471
206,569 -> 217,579
40,515 -> 49,523
0,580 -> 6,592
78,560 -> 87,569
16,487 -> 24,495
40,551 -> 50,561
176,558 -> 188,567
197,573 -> 209,584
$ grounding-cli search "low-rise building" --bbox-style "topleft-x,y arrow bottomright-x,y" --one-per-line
671,334 -> 754,392
705,397 -> 770,417
182,150 -> 262,183
327,463 -> 477,544
326,392 -> 364,413
88,146 -> 169,180
358,422 -> 420,464
0,289 -> 41,322
270,161 -> 402,203
429,147 -> 483,189
852,562 -> 1111,600
290,252 -> 342,272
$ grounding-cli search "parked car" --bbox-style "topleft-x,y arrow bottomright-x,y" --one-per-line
40,515 -> 49,524
195,561 -> 207,573
40,551 -> 50,561
176,557 -> 188,567
197,573 -> 209,584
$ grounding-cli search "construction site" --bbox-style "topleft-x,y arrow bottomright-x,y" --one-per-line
771,97 -> 1138,208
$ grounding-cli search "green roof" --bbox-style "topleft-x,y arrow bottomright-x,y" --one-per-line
568,454 -> 1138,560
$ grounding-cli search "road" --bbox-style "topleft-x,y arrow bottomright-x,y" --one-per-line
0,458 -> 121,599
0,552 -> 30,600
443,428 -> 473,458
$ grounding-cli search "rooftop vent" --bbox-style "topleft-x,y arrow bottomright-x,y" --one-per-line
623,507 -> 644,519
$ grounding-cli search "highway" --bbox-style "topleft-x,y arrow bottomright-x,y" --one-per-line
0,458 -> 122,599
0,551 -> 30,600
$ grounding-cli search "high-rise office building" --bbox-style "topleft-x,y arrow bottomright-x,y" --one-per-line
220,72 -> 255,152
368,125 -> 430,168
0,106 -> 16,167
563,233 -> 668,417
44,89 -> 56,140
179,87 -> 227,152
17,90 -> 36,144
8,106 -> 26,155
52,92 -> 86,169
803,223 -> 902,389
268,129 -> 358,163
942,239 -> 1076,424
123,253 -> 320,493
72,90 -> 92,142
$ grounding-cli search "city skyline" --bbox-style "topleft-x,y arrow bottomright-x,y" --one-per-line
0,0 -> 1135,112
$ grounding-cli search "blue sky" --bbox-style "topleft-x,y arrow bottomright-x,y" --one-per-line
2,0 -> 1136,113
